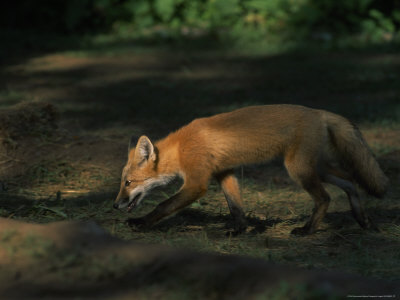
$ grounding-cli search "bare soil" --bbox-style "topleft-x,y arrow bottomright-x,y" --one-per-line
1,45 -> 399,298
0,218 -> 398,299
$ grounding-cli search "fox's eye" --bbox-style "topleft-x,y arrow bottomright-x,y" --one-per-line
125,180 -> 132,187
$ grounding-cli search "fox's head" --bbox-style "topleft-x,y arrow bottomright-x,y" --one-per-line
113,135 -> 160,212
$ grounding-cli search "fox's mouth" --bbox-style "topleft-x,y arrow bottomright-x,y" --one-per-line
127,192 -> 142,212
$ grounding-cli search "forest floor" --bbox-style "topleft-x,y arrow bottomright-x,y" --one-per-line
0,37 -> 399,298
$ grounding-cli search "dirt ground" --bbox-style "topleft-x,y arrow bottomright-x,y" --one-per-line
1,44 -> 400,298
0,217 -> 398,299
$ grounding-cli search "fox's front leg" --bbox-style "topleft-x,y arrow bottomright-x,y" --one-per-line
127,183 -> 207,228
216,170 -> 247,235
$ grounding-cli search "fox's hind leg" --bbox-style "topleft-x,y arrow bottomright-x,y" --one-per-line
322,171 -> 378,231
291,179 -> 331,235
216,170 -> 247,235
285,156 -> 331,235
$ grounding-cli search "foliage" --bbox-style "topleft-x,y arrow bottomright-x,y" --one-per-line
3,0 -> 400,44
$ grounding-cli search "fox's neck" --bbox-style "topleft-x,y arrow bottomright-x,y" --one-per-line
155,138 -> 181,176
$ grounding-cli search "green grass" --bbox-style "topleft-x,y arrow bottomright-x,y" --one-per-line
0,90 -> 27,107
0,33 -> 399,288
3,176 -> 399,279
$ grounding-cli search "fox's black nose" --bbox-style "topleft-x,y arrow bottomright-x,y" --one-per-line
113,203 -> 119,209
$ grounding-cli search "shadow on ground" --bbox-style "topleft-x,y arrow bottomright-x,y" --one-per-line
1,33 -> 400,294
2,36 -> 399,138
0,218 -> 398,299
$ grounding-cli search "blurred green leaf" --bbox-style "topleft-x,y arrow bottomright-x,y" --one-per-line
155,0 -> 176,22
2,0 -> 400,44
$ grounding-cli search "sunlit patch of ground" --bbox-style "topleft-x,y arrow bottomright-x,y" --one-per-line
0,45 -> 399,289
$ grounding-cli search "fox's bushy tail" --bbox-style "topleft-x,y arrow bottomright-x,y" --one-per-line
324,112 -> 388,197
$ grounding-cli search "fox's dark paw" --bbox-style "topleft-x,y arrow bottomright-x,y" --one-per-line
225,221 -> 247,237
291,226 -> 314,236
126,217 -> 147,230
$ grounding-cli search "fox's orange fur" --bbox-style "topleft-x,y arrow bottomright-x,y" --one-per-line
114,105 -> 388,235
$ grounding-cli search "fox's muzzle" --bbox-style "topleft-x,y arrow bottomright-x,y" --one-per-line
113,196 -> 129,209
113,190 -> 129,210
113,189 -> 144,212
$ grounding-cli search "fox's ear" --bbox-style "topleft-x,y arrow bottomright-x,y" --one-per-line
135,136 -> 156,164
128,135 -> 138,154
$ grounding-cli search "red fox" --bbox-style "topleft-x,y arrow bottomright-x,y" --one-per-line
113,105 -> 388,235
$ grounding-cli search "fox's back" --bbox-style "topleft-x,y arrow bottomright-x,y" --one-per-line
204,104 -> 313,136
168,105 -> 325,171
